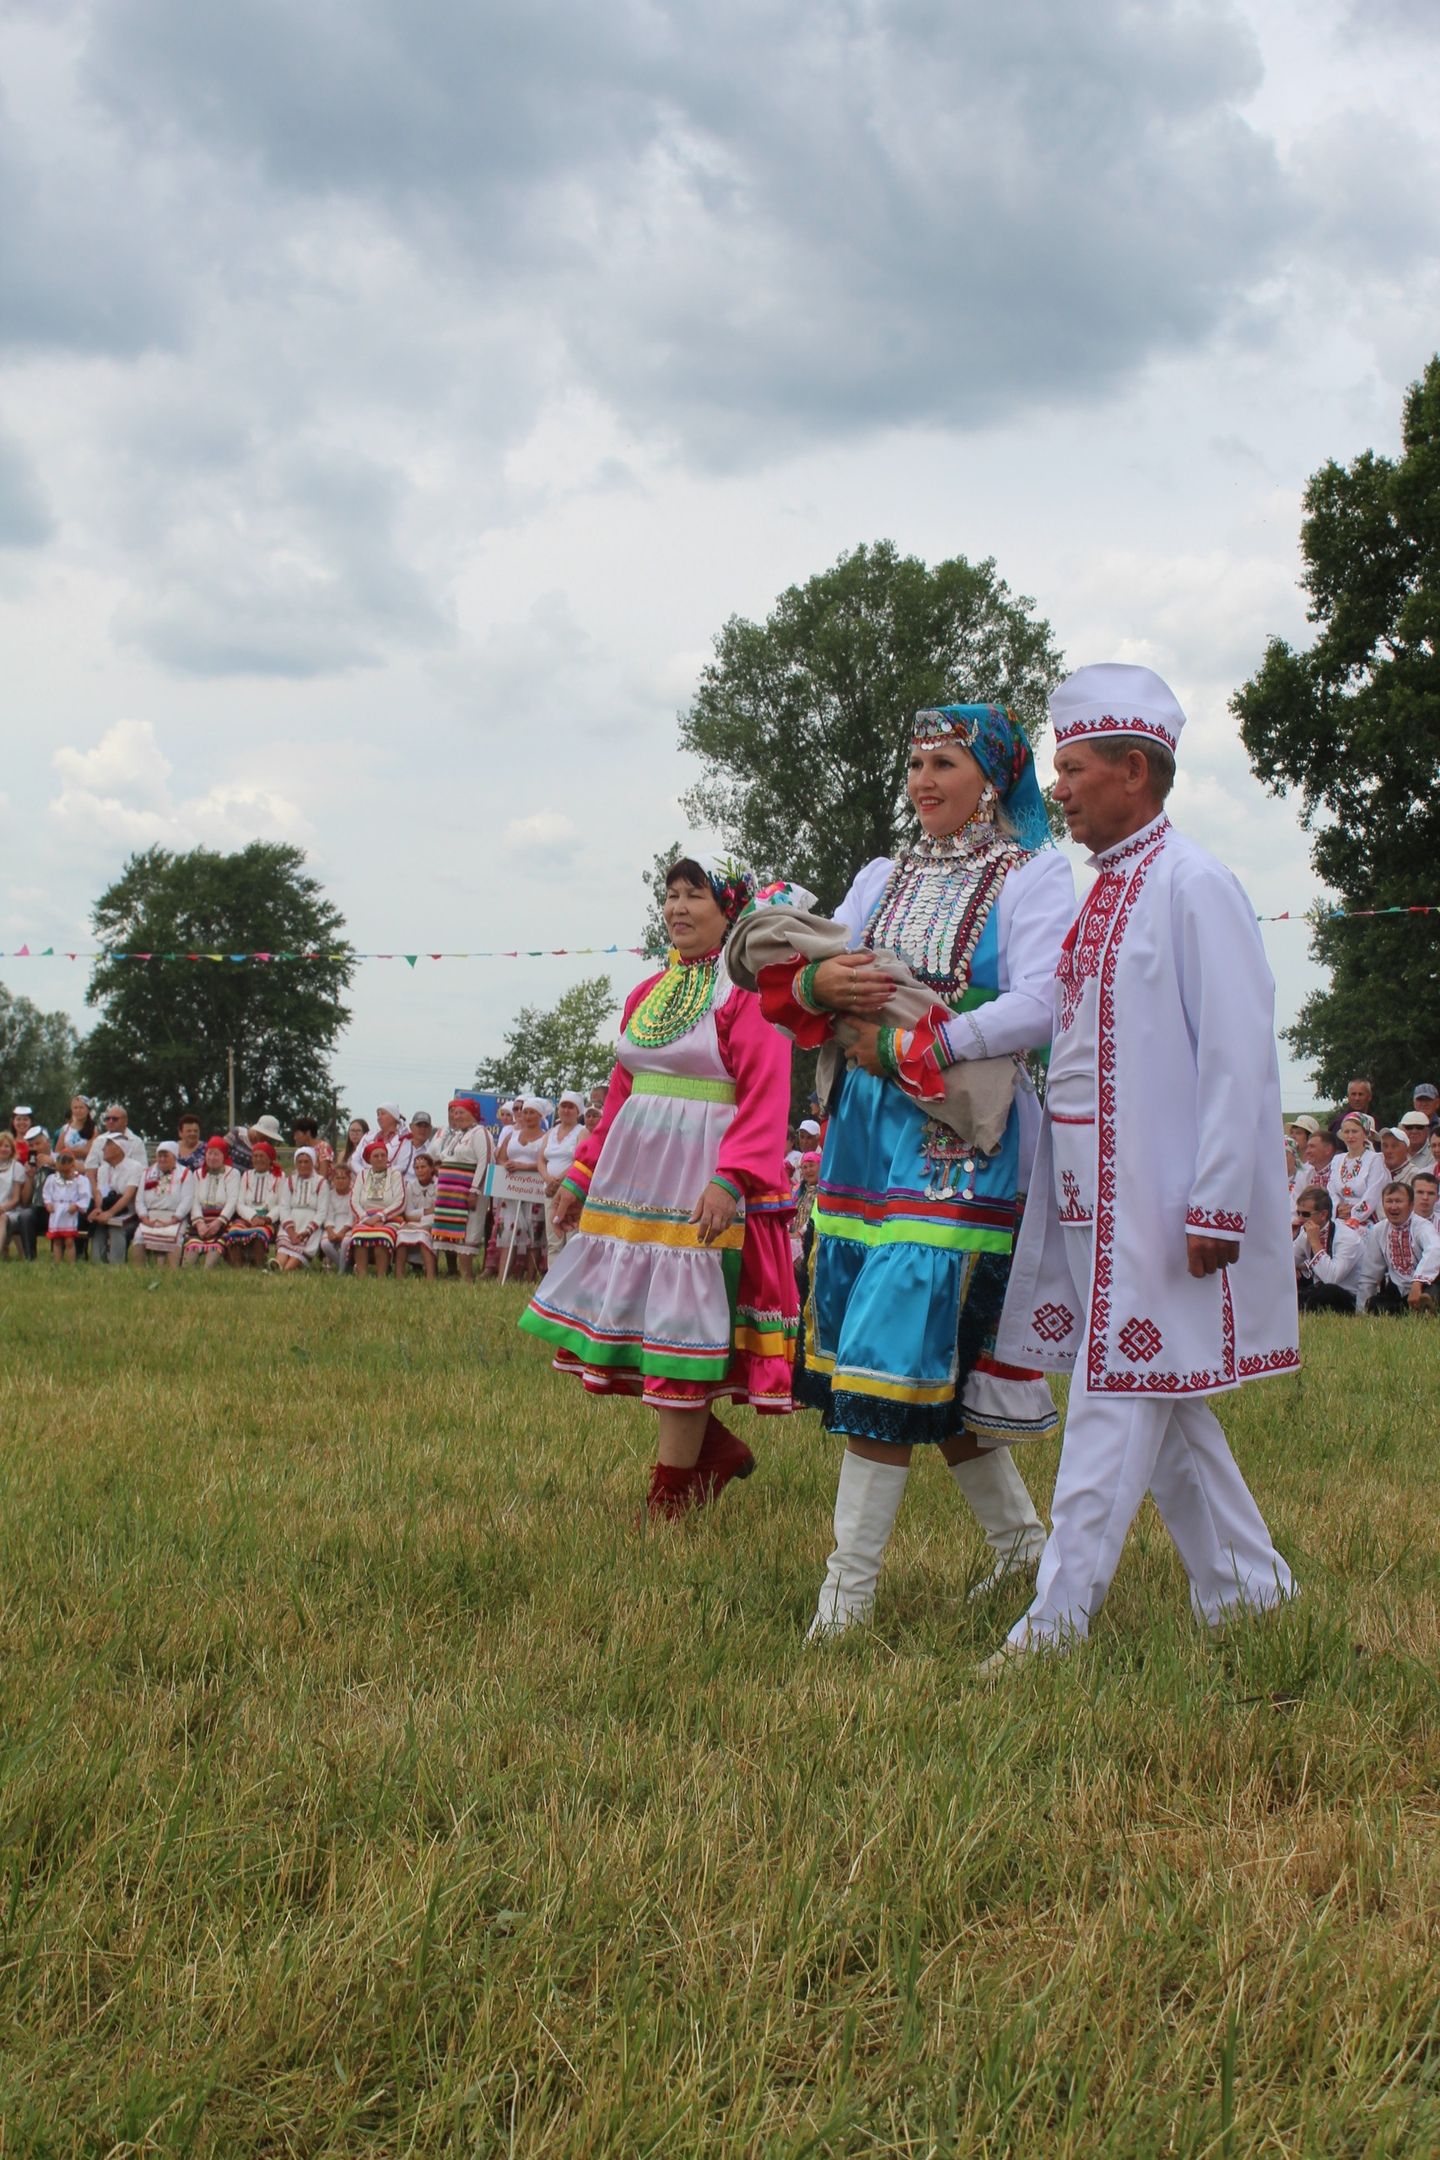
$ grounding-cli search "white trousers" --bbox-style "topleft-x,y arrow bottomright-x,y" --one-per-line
1010,1226 -> 1294,1646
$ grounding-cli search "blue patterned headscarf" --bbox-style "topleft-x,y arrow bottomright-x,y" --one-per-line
911,704 -> 1052,853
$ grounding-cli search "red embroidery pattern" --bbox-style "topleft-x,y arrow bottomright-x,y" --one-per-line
1238,1348 -> 1301,1378
1033,1301 -> 1075,1343
1186,1206 -> 1246,1236
1118,1316 -> 1163,1364
1087,828 -> 1243,1395
1387,1225 -> 1416,1278
1059,1169 -> 1091,1225
1054,713 -> 1179,752
1056,820 -> 1171,1033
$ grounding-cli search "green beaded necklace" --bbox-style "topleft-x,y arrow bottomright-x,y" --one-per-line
625,951 -> 723,1050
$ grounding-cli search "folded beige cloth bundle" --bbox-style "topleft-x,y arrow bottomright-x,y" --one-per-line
728,902 -> 1016,1156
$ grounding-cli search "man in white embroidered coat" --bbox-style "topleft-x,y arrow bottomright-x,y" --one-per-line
983,663 -> 1298,1669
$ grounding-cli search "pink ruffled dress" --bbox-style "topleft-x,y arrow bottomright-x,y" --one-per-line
519,952 -> 797,1411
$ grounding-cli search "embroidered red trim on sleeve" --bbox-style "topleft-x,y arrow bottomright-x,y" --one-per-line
1185,1206 -> 1246,1236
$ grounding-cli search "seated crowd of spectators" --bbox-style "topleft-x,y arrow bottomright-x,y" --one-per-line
11,1079 -> 1428,1313
1289,1078 -> 1440,1316
0,1090 -> 610,1283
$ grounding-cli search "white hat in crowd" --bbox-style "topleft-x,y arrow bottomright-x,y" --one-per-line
1399,1112 -> 1432,1131
1049,663 -> 1188,758
799,1118 -> 821,1137
1290,1115 -> 1321,1137
250,1115 -> 286,1145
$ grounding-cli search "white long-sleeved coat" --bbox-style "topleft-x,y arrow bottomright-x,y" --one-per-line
998,821 -> 1300,1397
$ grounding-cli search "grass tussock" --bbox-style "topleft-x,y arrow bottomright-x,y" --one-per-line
0,1270 -> 1436,2157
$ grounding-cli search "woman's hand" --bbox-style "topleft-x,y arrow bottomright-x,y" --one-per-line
842,1019 -> 886,1077
811,952 -> 892,1017
690,1180 -> 738,1247
551,1187 -> 582,1232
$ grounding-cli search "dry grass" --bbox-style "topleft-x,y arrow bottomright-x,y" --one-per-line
0,1271 -> 1436,2157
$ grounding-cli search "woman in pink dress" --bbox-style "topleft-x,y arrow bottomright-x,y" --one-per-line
521,856 -> 798,1518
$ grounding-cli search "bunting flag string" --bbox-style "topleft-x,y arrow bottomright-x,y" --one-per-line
1,909 -> 1437,965
0,944 -> 650,963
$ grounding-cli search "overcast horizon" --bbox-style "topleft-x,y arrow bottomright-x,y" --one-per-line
4,0 -> 1439,1120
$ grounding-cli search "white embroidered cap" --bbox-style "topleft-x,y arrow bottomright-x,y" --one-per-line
1050,663 -> 1187,757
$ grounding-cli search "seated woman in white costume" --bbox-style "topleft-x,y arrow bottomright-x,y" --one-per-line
132,1141 -> 191,1267
395,1153 -> 438,1278
276,1147 -> 327,1269
349,1137 -> 406,1277
753,704 -> 1074,1637
183,1139 -> 241,1267
1328,1113 -> 1384,1228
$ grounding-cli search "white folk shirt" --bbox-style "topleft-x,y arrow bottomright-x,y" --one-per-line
41,1173 -> 91,1232
999,817 -> 1300,1398
322,1186 -> 357,1238
401,1174 -> 436,1225
137,1165 -> 191,1227
281,1173 -> 327,1238
1293,1219 -> 1365,1293
1327,1148 -> 1385,1226
1357,1213 -> 1440,1300
429,1123 -> 494,1190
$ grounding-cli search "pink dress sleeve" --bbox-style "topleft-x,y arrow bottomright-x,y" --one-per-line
559,973 -> 659,1201
713,986 -> 794,1203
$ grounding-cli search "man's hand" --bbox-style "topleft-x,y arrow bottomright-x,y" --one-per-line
811,952 -> 892,1017
842,1019 -> 886,1077
1187,1234 -> 1239,1278
1303,1217 -> 1327,1253
551,1187 -> 582,1233
690,1180 -> 738,1247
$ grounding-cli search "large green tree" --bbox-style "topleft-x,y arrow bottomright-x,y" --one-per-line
680,540 -> 1065,908
82,844 -> 354,1134
0,983 -> 81,1128
476,976 -> 617,1100
1234,357 -> 1440,1111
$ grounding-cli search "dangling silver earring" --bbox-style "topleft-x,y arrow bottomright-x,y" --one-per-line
975,781 -> 998,823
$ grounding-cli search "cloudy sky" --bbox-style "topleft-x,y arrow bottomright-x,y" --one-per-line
2,0 -> 1437,1118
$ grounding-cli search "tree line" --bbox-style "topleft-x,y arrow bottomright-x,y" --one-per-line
5,358 -> 1435,1123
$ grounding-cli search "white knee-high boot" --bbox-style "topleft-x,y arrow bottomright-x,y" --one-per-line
950,1449 -> 1047,1599
806,1451 -> 909,1641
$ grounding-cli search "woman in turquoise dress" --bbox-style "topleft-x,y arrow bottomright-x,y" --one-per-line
758,705 -> 1073,1637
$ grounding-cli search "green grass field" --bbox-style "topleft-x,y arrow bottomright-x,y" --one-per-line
0,1271 -> 1436,2158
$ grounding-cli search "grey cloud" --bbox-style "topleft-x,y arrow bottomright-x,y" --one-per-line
1344,0 -> 1440,40
0,78 -> 188,358
79,0 -> 1293,464
1289,113 -> 1440,277
112,442 -> 452,677
0,429 -> 55,546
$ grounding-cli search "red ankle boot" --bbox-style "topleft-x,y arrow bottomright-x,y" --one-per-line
695,1414 -> 756,1502
644,1462 -> 704,1521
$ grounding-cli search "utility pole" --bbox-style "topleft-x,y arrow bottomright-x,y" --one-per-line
227,1044 -> 236,1133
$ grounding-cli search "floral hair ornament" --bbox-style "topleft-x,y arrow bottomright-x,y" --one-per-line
910,704 -> 1052,853
669,852 -> 758,925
